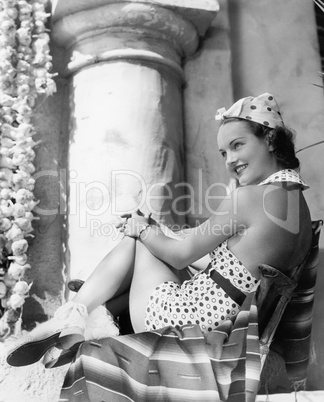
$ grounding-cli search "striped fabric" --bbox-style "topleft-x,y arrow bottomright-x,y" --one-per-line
60,290 -> 261,402
271,220 -> 323,383
59,221 -> 322,401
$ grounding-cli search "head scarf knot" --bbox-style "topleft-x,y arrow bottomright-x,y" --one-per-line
215,93 -> 284,129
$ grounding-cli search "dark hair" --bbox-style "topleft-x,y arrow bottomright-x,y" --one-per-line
220,118 -> 300,169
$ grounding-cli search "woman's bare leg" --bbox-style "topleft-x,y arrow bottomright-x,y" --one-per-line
6,237 -> 140,367
71,235 -> 180,332
129,240 -> 181,332
72,236 -> 136,313
105,291 -> 129,318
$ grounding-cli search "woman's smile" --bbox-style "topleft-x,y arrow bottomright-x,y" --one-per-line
217,120 -> 281,186
234,164 -> 248,175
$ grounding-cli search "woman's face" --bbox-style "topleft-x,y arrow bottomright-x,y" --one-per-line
217,120 -> 279,186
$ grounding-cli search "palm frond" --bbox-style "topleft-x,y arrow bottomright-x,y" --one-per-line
296,140 -> 324,153
309,72 -> 324,88
310,82 -> 324,88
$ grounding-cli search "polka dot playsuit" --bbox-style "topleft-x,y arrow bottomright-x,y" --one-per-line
144,239 -> 258,333
144,169 -> 308,333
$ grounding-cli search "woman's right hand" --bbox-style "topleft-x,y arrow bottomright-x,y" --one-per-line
116,210 -> 151,238
123,210 -> 151,239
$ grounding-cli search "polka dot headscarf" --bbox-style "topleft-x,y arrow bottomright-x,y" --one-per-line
215,93 -> 284,129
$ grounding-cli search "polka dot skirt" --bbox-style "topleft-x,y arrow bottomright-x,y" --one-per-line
144,240 -> 258,333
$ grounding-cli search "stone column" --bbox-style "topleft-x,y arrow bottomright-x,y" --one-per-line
50,0 -> 219,281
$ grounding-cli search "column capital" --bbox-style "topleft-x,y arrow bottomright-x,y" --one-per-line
51,0 -> 219,77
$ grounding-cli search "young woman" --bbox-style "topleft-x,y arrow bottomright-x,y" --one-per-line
7,93 -> 312,367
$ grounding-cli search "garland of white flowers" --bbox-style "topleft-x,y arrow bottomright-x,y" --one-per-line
0,0 -> 56,340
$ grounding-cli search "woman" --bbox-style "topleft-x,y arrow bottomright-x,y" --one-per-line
7,92 -> 312,367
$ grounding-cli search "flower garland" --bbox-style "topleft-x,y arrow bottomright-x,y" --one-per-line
0,0 -> 56,340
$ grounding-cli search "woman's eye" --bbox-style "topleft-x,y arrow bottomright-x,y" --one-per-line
221,151 -> 226,158
233,142 -> 241,149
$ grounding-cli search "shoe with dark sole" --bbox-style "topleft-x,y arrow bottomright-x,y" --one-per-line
6,301 -> 88,367
7,332 -> 61,367
44,306 -> 120,369
6,330 -> 85,367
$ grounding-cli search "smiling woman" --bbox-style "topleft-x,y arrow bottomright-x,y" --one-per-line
216,93 -> 300,186
217,121 -> 281,186
6,93 -> 313,378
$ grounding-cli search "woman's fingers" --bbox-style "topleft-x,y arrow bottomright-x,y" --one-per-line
115,211 -> 152,235
115,221 -> 124,229
136,209 -> 152,220
119,213 -> 132,220
123,219 -> 136,238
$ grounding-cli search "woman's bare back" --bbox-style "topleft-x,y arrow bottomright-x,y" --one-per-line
228,183 -> 312,279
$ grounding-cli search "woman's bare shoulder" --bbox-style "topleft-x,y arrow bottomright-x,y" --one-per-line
232,183 -> 308,228
234,182 -> 302,207
231,184 -> 277,214
229,184 -> 312,272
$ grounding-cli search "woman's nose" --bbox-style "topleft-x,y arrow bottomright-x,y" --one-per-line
226,151 -> 237,166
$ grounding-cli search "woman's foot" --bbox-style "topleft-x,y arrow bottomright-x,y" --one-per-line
42,345 -> 79,369
43,305 -> 120,368
6,301 -> 88,367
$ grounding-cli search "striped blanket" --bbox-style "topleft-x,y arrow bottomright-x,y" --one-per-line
60,290 -> 261,402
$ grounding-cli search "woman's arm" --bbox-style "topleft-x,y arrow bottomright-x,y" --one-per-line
158,223 -> 193,240
189,254 -> 211,271
156,221 -> 210,271
137,216 -> 225,269
125,186 -> 254,270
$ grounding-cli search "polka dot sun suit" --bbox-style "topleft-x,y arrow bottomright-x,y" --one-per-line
144,170 -> 308,333
144,239 -> 258,333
